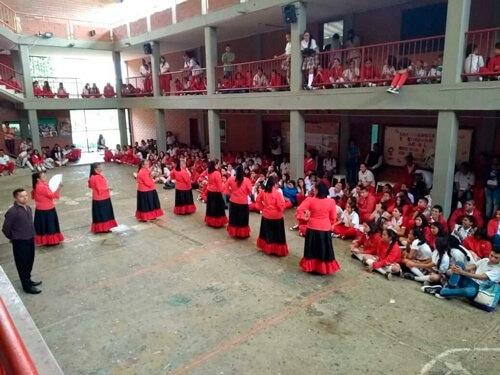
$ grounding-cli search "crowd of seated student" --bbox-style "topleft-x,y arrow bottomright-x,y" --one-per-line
463,42 -> 500,81
32,81 -> 116,99
12,141 -> 78,173
216,66 -> 287,94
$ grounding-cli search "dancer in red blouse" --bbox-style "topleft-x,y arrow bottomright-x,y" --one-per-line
168,159 -> 196,215
256,178 -> 288,256
88,163 -> 118,233
225,165 -> 253,238
32,172 -> 64,246
299,181 -> 341,275
136,160 -> 163,221
205,161 -> 228,228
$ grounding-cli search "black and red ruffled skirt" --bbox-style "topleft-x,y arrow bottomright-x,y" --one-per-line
91,198 -> 118,233
257,217 -> 288,256
34,208 -> 64,246
300,228 -> 341,275
173,189 -> 196,215
205,191 -> 228,228
227,202 -> 250,238
136,190 -> 163,221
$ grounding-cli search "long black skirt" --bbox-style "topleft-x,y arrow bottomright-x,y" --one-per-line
34,208 -> 64,246
205,191 -> 228,227
227,202 -> 250,238
91,198 -> 118,233
257,217 -> 288,256
300,228 -> 341,275
174,189 -> 196,215
136,190 -> 163,221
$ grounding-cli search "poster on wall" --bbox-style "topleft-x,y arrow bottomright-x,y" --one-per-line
58,118 -> 72,136
281,122 -> 340,157
39,118 -> 58,138
383,126 -> 473,169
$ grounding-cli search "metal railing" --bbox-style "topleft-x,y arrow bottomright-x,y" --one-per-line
31,77 -> 116,98
463,27 -> 500,81
0,1 -> 16,32
0,63 -> 23,93
0,298 -> 39,375
214,58 -> 289,94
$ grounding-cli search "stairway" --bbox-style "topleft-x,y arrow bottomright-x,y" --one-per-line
0,84 -> 24,103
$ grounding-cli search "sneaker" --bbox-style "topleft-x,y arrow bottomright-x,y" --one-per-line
351,254 -> 358,260
421,285 -> 442,294
386,87 -> 395,93
289,225 -> 299,231
392,87 -> 400,94
331,233 -> 340,239
386,273 -> 392,280
434,293 -> 446,299
402,273 -> 416,280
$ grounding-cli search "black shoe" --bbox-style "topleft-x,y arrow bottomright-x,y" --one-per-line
24,286 -> 41,294
402,273 -> 415,281
31,280 -> 42,286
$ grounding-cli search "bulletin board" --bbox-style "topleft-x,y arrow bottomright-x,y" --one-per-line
281,122 -> 340,157
383,126 -> 473,169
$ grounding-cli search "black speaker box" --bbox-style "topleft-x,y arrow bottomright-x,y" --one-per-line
143,43 -> 153,55
282,4 -> 297,24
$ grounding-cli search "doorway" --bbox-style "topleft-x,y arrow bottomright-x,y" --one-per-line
189,118 -> 200,147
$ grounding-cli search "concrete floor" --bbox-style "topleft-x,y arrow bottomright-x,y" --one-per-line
0,164 -> 499,375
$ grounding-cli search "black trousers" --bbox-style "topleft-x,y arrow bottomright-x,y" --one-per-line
12,239 -> 35,290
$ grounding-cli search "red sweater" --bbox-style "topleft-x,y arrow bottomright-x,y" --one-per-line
33,181 -> 60,210
256,188 -> 286,220
103,86 -> 115,97
361,65 -> 380,80
170,168 -> 191,191
462,237 -> 492,259
373,242 -> 403,269
207,171 -> 223,193
487,218 -> 499,238
487,55 -> 500,72
299,197 -> 337,231
137,167 -> 155,192
225,176 -> 252,204
269,75 -> 283,87
88,173 -> 111,201
358,194 -> 376,220
329,66 -> 343,81
304,158 -> 316,175
448,207 -> 484,230
356,232 -> 382,256
31,155 -> 43,165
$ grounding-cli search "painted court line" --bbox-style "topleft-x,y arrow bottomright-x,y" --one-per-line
420,348 -> 500,374
167,277 -> 359,375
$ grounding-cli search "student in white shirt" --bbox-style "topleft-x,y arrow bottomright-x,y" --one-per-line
417,237 -> 451,291
182,53 -> 202,76
358,163 -> 375,187
159,56 -> 171,94
402,229 -> 433,280
301,30 -> 319,90
323,151 -> 336,179
464,43 -> 485,82
328,182 -> 344,200
332,201 -> 360,239
453,162 -> 475,210
253,68 -> 268,91
274,33 -> 291,84
280,156 -> 290,175
452,215 -> 475,243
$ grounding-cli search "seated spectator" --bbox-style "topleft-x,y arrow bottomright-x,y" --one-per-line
82,83 -> 91,97
41,147 -> 55,169
332,201 -> 360,239
340,59 -> 360,87
30,149 -> 46,172
487,209 -> 500,248
381,55 -> 397,84
283,180 -> 298,206
192,75 -> 206,93
90,83 -> 101,97
363,228 -> 403,279
350,222 -> 382,261
429,205 -> 448,232
323,150 -> 336,179
448,199 -> 484,231
357,186 -> 376,223
7,76 -> 21,92
268,70 -> 283,91
328,58 -> 343,87
312,65 -> 329,89
484,42 -> 500,79
0,149 -> 15,175
41,81 -> 54,98
358,163 -> 375,188
66,145 -> 80,162
173,79 -> 183,95
233,72 -> 247,92
360,58 -> 379,87
328,182 -> 343,200
452,162 -> 475,210
253,67 -> 268,91
430,55 -> 443,82
103,83 -> 116,98
451,215 -> 476,244
33,81 -> 43,97
182,77 -> 191,92
463,43 -> 485,82
401,228 -> 433,280
57,82 -> 69,98
414,59 -> 426,83
463,227 -> 492,260
387,57 -> 411,94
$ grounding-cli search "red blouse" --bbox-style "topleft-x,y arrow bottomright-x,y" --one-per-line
299,197 -> 337,231
304,158 -> 316,175
373,242 -> 403,269
356,232 -> 382,256
207,171 -> 223,193
31,155 -> 43,165
225,176 -> 252,204
487,218 -> 499,238
462,237 -> 492,259
33,181 -> 60,210
88,173 -> 111,201
137,167 -> 155,192
169,168 -> 191,191
256,188 -> 286,220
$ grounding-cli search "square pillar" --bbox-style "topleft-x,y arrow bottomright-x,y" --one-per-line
290,2 -> 306,92
18,45 -> 34,99
441,0 -> 471,84
290,110 -> 305,180
118,108 -> 128,146
338,115 -> 350,174
208,110 -> 221,161
155,109 -> 166,152
27,110 -> 41,151
204,26 -> 217,95
113,51 -> 123,98
151,42 -> 161,97
197,110 -> 207,148
433,111 -> 459,217
255,112 -> 263,153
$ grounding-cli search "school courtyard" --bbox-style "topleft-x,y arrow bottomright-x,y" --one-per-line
0,164 -> 499,375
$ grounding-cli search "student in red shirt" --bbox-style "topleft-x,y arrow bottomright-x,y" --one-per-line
313,65 -> 329,89
225,165 -> 253,238
328,58 -> 344,87
256,177 -> 288,257
350,221 -> 382,262
448,199 -> 484,231
364,228 -> 402,279
103,147 -> 115,163
485,42 -> 500,77
31,172 -> 64,246
462,227 -> 492,260
299,181 -> 341,275
233,72 -> 247,93
268,70 -> 283,91
205,161 -> 228,228
30,150 -> 46,172
429,205 -> 449,233
88,163 -> 118,233
487,209 -> 500,248
428,222 -> 447,249
168,159 -> 196,215
103,83 -> 116,98
304,151 -> 316,175
360,58 -> 380,86
136,160 -> 163,222
357,186 -> 376,223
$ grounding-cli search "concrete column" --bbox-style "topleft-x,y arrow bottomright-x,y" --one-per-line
198,110 -> 207,148
441,0 -> 471,84
112,51 -> 123,98
255,112 -> 263,153
290,110 -> 305,180
338,115 -> 350,174
208,110 -> 221,161
433,111 -> 459,217
204,26 -> 217,95
155,109 -> 166,152
18,45 -> 34,99
290,2 -> 306,92
27,110 -> 41,151
118,108 -> 128,146
151,41 -> 161,97
19,119 -> 30,139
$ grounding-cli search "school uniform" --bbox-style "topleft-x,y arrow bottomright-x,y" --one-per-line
448,207 -> 484,231
136,167 -> 163,221
357,194 -> 376,223
333,210 -> 360,238
88,172 -> 118,233
304,157 -> 316,175
256,188 -> 288,257
160,61 -> 171,94
299,197 -> 341,275
0,154 -> 15,175
371,241 -> 403,271
205,171 -> 228,228
355,232 -> 382,256
170,168 -> 196,215
33,181 -> 64,246
225,176 -> 253,238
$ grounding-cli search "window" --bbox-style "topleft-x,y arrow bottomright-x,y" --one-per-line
322,20 -> 344,51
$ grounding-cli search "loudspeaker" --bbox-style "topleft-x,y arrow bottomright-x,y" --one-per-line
89,30 -> 96,37
282,4 -> 297,24
143,43 -> 153,55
